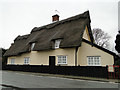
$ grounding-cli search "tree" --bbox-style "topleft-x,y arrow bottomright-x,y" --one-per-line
1,48 -> 8,69
114,30 -> 120,65
115,30 -> 120,56
92,28 -> 111,49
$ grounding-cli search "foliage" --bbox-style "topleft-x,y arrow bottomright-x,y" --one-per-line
2,48 -> 8,66
115,30 -> 120,65
115,59 -> 120,65
114,55 -> 120,65
115,30 -> 120,53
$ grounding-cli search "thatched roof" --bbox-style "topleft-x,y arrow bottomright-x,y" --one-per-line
4,11 -> 93,56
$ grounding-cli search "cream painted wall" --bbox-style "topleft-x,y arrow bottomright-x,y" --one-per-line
77,42 -> 114,66
8,52 -> 32,65
83,26 -> 91,42
8,48 -> 76,66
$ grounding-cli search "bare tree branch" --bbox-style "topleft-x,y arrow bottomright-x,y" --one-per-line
92,28 -> 111,49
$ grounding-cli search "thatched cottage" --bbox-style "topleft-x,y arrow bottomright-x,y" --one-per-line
4,11 -> 116,66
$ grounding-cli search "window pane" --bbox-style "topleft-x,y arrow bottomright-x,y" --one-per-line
94,57 -> 96,60
31,43 -> 35,50
97,57 -> 99,59
88,60 -> 90,63
87,56 -> 100,66
55,40 -> 61,48
94,59 -> 96,61
11,59 -> 15,64
91,59 -> 93,62
24,57 -> 29,64
91,57 -> 93,60
58,56 -> 67,64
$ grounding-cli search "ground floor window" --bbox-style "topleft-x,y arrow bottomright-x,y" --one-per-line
10,58 -> 15,64
87,56 -> 101,66
24,57 -> 30,64
57,55 -> 67,64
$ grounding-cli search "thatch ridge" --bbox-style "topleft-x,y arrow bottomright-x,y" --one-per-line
31,11 -> 90,33
14,34 -> 30,41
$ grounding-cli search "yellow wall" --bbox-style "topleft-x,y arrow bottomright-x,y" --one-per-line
77,42 -> 114,66
7,42 -> 114,66
83,26 -> 91,42
8,48 -> 76,66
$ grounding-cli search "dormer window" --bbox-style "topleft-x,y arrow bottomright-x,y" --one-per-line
55,39 -> 61,49
31,43 -> 35,50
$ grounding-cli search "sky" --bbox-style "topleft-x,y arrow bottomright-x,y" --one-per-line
118,1 -> 120,30
0,0 -> 119,52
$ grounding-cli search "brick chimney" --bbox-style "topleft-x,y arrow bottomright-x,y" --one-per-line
52,14 -> 59,22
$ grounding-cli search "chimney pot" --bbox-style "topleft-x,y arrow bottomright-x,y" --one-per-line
52,14 -> 59,22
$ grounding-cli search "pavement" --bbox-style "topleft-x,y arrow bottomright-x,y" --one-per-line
3,70 -> 120,83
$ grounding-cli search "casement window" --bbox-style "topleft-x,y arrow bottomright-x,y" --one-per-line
31,43 -> 35,50
24,57 -> 30,64
87,56 -> 101,66
55,39 -> 61,49
10,58 -> 15,64
57,55 -> 67,64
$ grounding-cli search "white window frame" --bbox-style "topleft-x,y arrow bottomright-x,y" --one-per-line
57,55 -> 67,64
31,43 -> 35,51
10,58 -> 15,64
87,56 -> 101,66
55,39 -> 61,49
24,57 -> 30,64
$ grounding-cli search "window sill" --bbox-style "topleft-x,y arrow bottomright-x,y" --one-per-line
87,65 -> 101,66
57,63 -> 67,65
55,48 -> 60,49
23,64 -> 30,65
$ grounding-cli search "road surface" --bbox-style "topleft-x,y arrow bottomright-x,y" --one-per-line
1,70 -> 119,89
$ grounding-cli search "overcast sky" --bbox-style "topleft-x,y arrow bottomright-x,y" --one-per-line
0,0 -> 119,52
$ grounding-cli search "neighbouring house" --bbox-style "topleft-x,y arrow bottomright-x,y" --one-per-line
4,11 -> 117,66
